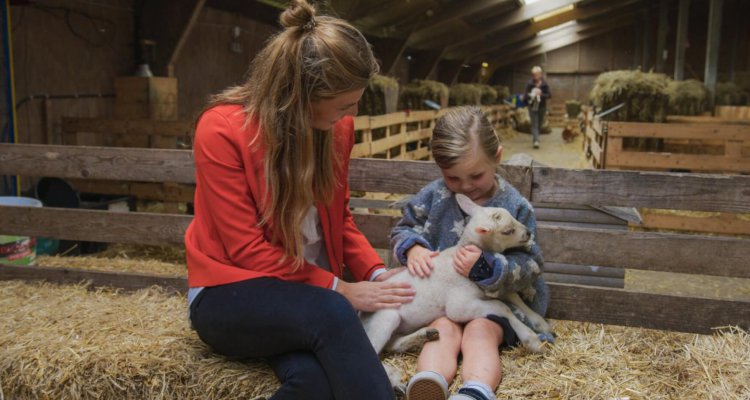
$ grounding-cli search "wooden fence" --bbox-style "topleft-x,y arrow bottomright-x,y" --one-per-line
1,143 -> 749,334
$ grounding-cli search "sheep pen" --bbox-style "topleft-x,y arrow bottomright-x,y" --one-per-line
0,251 -> 748,400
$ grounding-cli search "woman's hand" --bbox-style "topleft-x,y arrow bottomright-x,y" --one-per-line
453,245 -> 482,278
374,267 -> 406,282
406,245 -> 439,278
336,279 -> 415,312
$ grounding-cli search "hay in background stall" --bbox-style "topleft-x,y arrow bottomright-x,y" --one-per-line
494,85 -> 510,102
1,280 -> 748,399
715,82 -> 749,106
667,79 -> 708,115
359,74 -> 399,116
589,70 -> 670,122
36,253 -> 186,276
475,84 -> 499,105
399,79 -> 449,110
449,83 -> 483,106
565,100 -> 581,118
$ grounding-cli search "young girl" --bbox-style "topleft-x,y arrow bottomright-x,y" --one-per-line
186,2 -> 414,399
390,106 -> 549,400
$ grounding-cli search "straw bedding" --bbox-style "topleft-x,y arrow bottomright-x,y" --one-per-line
3,255 -> 748,399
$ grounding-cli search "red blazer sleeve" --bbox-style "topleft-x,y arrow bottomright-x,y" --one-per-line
339,118 -> 386,281
193,110 -> 335,288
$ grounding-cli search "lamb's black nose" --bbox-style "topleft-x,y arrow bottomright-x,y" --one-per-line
522,229 -> 531,241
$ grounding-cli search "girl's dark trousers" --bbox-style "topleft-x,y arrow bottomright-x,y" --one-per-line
190,277 -> 395,400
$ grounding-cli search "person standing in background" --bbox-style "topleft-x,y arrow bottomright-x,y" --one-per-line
524,66 -> 551,149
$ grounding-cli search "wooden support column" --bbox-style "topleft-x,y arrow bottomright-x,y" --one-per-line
437,59 -> 466,86
408,49 -> 445,81
704,0 -> 723,110
655,0 -> 669,72
641,9 -> 651,70
138,0 -> 206,77
367,35 -> 409,76
674,0 -> 690,80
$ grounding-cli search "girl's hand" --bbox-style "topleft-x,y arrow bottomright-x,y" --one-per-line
453,245 -> 482,278
406,245 -> 440,278
336,280 -> 415,312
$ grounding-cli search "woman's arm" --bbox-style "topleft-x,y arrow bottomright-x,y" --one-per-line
193,110 -> 336,288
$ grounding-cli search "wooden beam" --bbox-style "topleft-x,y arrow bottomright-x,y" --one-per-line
367,35 -> 410,75
205,0 -> 281,27
704,0 -> 723,109
674,0 -> 690,80
456,0 -> 644,61
437,59 -> 468,86
407,0 -> 510,45
138,0 -> 207,77
547,283 -> 750,334
531,166 -> 750,213
654,0 -> 669,72
408,49 -> 446,81
416,0 -> 577,50
641,9 -> 652,70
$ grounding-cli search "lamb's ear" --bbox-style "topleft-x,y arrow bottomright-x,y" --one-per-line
456,193 -> 480,217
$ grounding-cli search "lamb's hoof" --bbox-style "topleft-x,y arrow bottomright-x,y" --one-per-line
531,318 -> 553,335
538,332 -> 556,344
522,336 -> 544,353
393,384 -> 407,398
425,328 -> 440,341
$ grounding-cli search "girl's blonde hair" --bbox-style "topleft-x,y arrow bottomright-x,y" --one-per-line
202,0 -> 379,270
431,106 -> 501,169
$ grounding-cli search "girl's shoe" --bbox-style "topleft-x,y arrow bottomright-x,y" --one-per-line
406,371 -> 449,400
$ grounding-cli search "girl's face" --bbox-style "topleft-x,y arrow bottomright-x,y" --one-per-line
441,146 -> 503,205
310,88 -> 365,130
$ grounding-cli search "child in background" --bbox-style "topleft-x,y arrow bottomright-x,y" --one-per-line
390,106 -> 550,400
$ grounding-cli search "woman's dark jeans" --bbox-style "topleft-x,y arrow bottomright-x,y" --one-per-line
190,277 -> 395,400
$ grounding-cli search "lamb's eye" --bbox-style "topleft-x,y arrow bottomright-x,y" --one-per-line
502,228 -> 515,235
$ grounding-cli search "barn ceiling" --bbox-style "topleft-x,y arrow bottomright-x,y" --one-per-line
206,0 -> 652,76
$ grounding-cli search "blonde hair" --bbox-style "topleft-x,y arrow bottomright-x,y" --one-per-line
531,66 -> 543,74
431,106 -> 501,169
202,0 -> 378,270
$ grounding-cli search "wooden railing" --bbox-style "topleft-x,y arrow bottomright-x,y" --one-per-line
1,143 -> 749,334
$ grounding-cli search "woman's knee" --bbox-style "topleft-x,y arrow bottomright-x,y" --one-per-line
271,353 -> 334,400
314,290 -> 360,331
462,318 -> 503,347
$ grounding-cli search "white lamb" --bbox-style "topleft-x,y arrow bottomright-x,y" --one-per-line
361,194 -> 552,388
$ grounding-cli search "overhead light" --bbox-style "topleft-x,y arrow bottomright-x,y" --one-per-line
521,0 -> 543,4
481,62 -> 489,68
537,20 -> 577,36
533,4 -> 575,23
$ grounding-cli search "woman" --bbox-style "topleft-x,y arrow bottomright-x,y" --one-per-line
185,1 -> 414,399
523,66 -> 551,149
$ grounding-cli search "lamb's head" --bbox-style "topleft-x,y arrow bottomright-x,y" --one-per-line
456,193 -> 532,253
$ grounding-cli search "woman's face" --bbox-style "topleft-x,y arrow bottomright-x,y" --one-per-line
310,88 -> 365,130
441,146 -> 503,205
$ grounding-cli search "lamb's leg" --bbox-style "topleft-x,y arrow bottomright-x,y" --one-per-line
361,309 -> 401,354
384,327 -> 440,353
446,298 -> 543,352
503,291 -> 552,334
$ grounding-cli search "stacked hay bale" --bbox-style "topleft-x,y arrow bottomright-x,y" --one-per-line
358,74 -> 399,116
512,107 -> 551,134
666,79 -> 708,115
399,79 -> 449,110
565,100 -> 582,118
589,70 -> 670,122
493,85 -> 510,103
715,82 -> 749,106
449,83 -> 483,106
475,84 -> 499,105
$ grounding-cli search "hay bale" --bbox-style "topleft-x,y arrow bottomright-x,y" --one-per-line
715,82 -> 749,106
493,85 -> 510,102
565,100 -> 582,118
667,79 -> 708,115
1,279 -> 749,399
512,107 -> 551,134
474,84 -> 499,105
449,83 -> 483,106
589,70 -> 670,122
358,74 -> 399,116
399,79 -> 449,110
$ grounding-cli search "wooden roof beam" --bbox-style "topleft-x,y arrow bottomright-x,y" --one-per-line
408,48 -> 446,81
455,0 -> 644,61
406,0 -> 512,44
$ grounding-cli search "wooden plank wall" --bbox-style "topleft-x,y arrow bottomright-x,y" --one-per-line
1,144 -> 750,333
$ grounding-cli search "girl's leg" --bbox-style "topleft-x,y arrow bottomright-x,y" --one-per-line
458,318 -> 504,399
190,277 -> 394,400
416,317 -> 463,382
